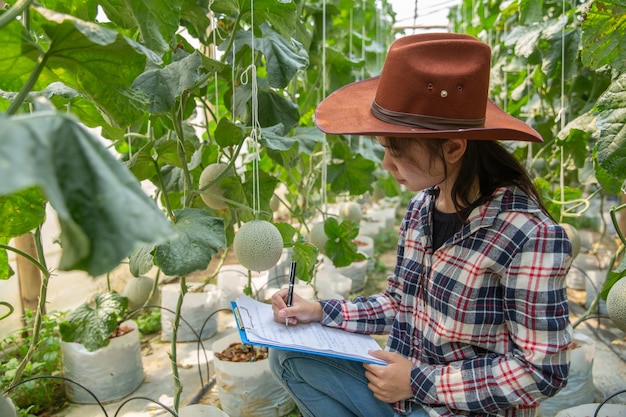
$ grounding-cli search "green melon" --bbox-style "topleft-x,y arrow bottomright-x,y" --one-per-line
339,202 -> 362,223
199,163 -> 233,210
233,220 -> 284,271
122,275 -> 154,310
308,221 -> 328,251
607,278 -> 626,332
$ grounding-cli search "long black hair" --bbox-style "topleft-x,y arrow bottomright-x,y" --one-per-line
380,137 -> 550,218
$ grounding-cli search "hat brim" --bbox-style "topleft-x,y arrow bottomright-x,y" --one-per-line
315,77 -> 543,143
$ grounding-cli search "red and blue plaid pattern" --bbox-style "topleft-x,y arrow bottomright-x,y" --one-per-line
320,186 -> 573,417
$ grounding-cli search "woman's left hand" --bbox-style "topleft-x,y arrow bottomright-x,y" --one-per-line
364,350 -> 414,403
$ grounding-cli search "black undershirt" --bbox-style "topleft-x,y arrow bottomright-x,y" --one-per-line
432,206 -> 466,250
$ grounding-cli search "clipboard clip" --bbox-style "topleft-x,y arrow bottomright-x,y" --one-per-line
233,306 -> 253,330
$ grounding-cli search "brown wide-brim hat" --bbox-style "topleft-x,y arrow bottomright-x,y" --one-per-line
315,33 -> 542,143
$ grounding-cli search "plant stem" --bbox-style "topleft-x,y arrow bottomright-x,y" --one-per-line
572,245 -> 624,328
7,50 -> 50,115
0,0 -> 31,30
9,227 -> 51,387
169,276 -> 188,412
609,203 -> 626,247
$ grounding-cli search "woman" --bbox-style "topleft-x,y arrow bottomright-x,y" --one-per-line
270,33 -> 573,417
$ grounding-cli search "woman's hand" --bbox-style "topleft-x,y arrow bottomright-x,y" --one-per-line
271,288 -> 323,325
364,351 -> 414,403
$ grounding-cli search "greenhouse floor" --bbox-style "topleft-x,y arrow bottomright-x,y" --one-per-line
48,290 -> 626,417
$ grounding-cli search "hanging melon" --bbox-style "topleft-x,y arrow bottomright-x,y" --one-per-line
199,163 -> 233,210
339,202 -> 362,223
233,220 -> 283,272
122,276 -> 154,310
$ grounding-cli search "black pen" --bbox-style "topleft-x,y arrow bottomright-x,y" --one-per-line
286,261 -> 296,328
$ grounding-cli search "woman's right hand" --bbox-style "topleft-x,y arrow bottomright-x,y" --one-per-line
271,288 -> 324,325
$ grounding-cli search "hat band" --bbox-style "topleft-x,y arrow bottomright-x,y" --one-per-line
371,101 -> 485,130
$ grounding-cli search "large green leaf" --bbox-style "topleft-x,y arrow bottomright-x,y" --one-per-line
0,112 -> 175,276
180,0 -> 213,45
322,217 -> 366,268
37,0 -> 99,21
43,82 -> 126,141
290,127 -> 325,155
1,7 -> 159,127
211,0 -> 297,40
99,0 -> 184,53
132,51 -> 222,114
59,291 -> 128,352
582,0 -> 626,73
214,117 -> 247,148
236,23 -> 309,89
327,139 -> 376,196
595,72 -> 626,190
154,208 -> 226,276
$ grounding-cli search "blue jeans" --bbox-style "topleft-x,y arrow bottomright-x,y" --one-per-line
269,348 -> 429,417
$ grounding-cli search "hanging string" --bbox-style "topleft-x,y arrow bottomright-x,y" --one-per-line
212,6 -> 219,121
412,0 -> 418,35
349,10 -> 353,59
558,0 -> 566,221
246,0 -> 262,217
360,0 -> 366,80
321,0 -> 328,214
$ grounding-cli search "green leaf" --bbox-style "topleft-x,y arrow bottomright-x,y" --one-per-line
59,291 -> 128,352
582,0 -> 626,73
38,0 -> 100,21
128,245 -> 155,278
595,73 -> 626,188
0,188 -> 47,238
323,218 -> 366,268
99,0 -> 184,53
537,19 -> 580,81
24,7 -> 157,127
236,24 -> 309,89
154,138 -> 195,168
0,112 -> 175,276
260,124 -> 297,151
0,20 -> 43,93
154,208 -> 226,276
518,0 -> 544,25
290,127 -> 325,155
132,51 -> 210,114
239,0 -> 297,40
0,237 -> 14,280
291,241 -> 318,283
274,221 -> 297,244
327,140 -> 376,196
180,0 -> 213,45
238,170 -> 280,222
257,87 -> 300,131
214,117 -> 247,148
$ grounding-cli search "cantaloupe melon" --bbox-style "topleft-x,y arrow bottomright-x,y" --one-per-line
339,202 -> 362,223
233,220 -> 283,271
122,276 -> 154,310
308,221 -> 328,251
199,163 -> 233,210
607,277 -> 626,332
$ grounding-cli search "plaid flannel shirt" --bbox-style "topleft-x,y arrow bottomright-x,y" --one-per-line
320,186 -> 573,417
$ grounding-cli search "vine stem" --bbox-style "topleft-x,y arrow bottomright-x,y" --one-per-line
8,227 -> 52,387
7,50 -> 50,116
0,0 -> 31,30
169,276 -> 188,412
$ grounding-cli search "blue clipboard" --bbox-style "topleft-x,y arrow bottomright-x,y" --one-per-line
231,301 -> 386,365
